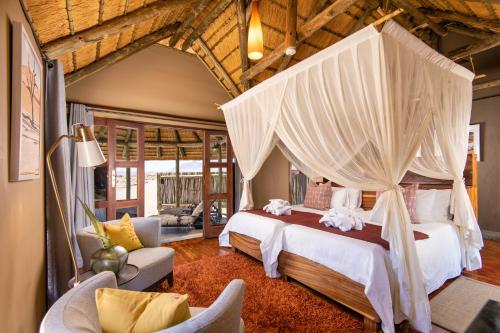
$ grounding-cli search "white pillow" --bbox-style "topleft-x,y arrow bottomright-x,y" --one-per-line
330,187 -> 346,208
416,189 -> 452,223
330,187 -> 362,209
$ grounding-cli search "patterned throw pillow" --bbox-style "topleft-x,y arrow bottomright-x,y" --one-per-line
402,184 -> 419,224
303,181 -> 332,211
376,184 -> 419,224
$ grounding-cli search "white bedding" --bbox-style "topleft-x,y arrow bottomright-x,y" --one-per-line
219,205 -> 462,333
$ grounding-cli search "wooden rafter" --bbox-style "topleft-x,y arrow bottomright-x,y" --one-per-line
422,9 -> 500,34
65,23 -> 180,86
348,3 -> 378,35
169,0 -> 212,47
284,0 -> 297,53
242,0 -> 358,81
448,34 -> 500,61
277,0 -> 329,73
156,128 -> 162,158
173,129 -> 186,158
43,0 -> 194,59
390,0 -> 447,36
236,0 -> 250,91
473,78 -> 500,91
192,131 -> 202,142
195,38 -> 241,97
446,24 -> 494,40
182,0 -> 233,51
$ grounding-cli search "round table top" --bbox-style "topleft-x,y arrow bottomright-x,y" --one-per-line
69,264 -> 139,288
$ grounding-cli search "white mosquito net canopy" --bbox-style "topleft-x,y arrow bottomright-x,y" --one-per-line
221,20 -> 482,333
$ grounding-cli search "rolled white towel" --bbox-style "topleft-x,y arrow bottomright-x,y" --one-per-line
320,207 -> 364,231
263,199 -> 292,216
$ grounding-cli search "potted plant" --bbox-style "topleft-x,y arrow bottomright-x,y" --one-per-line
78,198 -> 128,276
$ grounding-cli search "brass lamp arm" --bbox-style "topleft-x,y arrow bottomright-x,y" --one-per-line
46,134 -> 80,286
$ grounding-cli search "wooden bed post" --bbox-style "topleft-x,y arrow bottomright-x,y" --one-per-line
363,317 -> 378,333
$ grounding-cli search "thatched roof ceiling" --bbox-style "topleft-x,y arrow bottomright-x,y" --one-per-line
24,0 -> 500,96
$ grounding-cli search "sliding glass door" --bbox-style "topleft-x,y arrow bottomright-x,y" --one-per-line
94,119 -> 145,220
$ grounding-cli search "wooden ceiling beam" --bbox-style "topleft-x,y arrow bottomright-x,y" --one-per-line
446,24 -> 494,40
422,9 -> 500,34
195,38 -> 241,97
448,34 -> 500,61
236,0 -> 250,91
65,23 -> 179,86
348,3 -> 378,35
182,0 -> 232,51
473,78 -> 500,91
173,129 -> 186,158
242,0 -> 358,81
44,0 -> 193,59
276,0 -> 329,73
284,0 -> 297,54
390,0 -> 447,36
169,0 -> 212,48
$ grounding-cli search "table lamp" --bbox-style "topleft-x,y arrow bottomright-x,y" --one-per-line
46,123 -> 106,286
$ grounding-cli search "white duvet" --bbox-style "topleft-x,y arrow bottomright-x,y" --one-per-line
219,205 -> 462,333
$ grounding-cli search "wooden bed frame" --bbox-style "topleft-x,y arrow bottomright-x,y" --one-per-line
228,153 -> 478,332
229,231 -> 380,332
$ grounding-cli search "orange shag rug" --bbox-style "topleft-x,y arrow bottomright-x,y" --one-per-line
151,252 -> 363,332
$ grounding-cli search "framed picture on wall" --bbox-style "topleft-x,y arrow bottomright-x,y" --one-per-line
468,124 -> 481,161
10,22 -> 42,181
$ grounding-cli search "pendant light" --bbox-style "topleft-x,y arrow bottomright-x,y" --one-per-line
248,0 -> 263,60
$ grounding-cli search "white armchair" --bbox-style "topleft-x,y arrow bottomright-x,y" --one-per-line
40,272 -> 246,333
76,217 -> 175,291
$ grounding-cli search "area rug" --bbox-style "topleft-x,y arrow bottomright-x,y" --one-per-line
430,276 -> 500,333
151,252 -> 363,332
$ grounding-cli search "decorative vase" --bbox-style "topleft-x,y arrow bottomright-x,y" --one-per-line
90,245 -> 128,276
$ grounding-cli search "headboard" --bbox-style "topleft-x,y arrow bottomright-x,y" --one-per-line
360,153 -> 478,217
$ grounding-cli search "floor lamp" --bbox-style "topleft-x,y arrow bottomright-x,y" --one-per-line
46,123 -> 106,286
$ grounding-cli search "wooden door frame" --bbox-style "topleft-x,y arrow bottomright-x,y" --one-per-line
203,130 -> 233,238
94,118 -> 145,220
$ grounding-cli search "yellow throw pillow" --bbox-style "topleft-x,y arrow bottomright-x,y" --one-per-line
103,213 -> 144,251
95,288 -> 191,333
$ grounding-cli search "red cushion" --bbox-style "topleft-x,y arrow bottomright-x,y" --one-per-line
303,181 -> 332,211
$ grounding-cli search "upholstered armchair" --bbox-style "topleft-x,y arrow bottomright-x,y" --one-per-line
40,271 -> 245,333
76,217 -> 175,291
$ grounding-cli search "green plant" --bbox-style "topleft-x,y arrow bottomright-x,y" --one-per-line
77,197 -> 112,248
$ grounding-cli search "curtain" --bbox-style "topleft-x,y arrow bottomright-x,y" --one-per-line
221,21 -> 476,333
223,83 -> 287,210
410,70 -> 482,270
45,60 -> 74,304
233,161 -> 243,213
273,23 -> 432,333
68,103 -> 95,266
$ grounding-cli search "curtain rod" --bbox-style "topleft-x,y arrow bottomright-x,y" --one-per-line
83,104 -> 226,127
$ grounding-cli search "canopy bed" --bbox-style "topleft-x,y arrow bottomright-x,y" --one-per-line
219,20 -> 483,333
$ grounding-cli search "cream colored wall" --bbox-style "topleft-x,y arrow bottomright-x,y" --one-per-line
65,45 -> 230,122
252,147 -> 290,209
0,0 -> 46,331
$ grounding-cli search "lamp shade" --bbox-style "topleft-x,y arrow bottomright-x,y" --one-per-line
248,0 -> 263,60
76,140 -> 106,167
73,124 -> 106,167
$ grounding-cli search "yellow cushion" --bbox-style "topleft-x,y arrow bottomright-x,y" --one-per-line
95,288 -> 191,333
103,214 -> 143,251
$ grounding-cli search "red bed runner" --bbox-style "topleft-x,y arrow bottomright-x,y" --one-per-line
245,210 -> 428,250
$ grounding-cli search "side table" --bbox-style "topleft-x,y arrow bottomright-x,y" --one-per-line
68,264 -> 139,288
